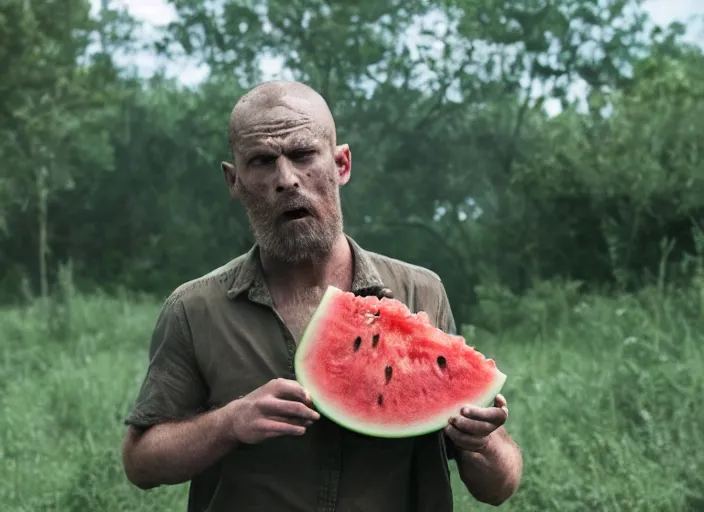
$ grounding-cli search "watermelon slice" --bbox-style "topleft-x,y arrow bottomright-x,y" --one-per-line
294,285 -> 507,438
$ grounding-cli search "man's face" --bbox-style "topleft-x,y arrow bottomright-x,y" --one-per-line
225,99 -> 351,263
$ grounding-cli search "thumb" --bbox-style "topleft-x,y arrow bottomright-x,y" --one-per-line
493,394 -> 508,416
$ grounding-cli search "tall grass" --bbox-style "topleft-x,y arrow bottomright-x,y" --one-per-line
1,280 -> 702,511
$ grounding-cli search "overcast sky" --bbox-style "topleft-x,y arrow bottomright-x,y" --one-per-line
94,0 -> 704,87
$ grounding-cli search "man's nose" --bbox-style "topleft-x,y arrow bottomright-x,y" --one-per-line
274,158 -> 300,193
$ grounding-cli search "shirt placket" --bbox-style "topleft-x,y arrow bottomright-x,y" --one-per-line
275,310 -> 342,512
315,420 -> 342,512
248,278 -> 343,511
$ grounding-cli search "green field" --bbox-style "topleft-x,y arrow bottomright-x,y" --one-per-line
1,282 -> 703,511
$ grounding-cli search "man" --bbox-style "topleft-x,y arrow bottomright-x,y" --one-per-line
121,81 -> 523,511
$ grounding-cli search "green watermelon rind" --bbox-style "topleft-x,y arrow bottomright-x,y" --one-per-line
294,286 -> 508,439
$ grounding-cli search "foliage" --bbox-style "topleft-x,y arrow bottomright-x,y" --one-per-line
0,0 -> 135,297
1,280 -> 702,510
2,0 -> 702,328
2,1 -> 703,509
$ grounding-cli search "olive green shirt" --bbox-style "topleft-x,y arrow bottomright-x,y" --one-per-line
125,235 -> 460,512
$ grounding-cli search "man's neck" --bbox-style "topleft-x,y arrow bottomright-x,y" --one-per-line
259,234 -> 354,295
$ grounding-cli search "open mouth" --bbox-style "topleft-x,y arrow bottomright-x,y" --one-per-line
280,207 -> 311,221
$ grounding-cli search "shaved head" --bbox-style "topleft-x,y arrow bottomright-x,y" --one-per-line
228,81 -> 337,160
222,80 -> 352,264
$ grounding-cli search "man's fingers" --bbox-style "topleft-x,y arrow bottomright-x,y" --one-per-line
267,418 -> 312,428
494,393 -> 507,406
260,396 -> 320,421
268,415 -> 315,428
493,394 -> 508,415
449,416 -> 497,437
257,419 -> 307,437
377,287 -> 394,299
270,378 -> 308,400
444,424 -> 487,450
460,404 -> 508,425
270,378 -> 316,408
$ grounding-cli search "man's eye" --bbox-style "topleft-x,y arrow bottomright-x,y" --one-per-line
290,149 -> 314,161
250,155 -> 275,166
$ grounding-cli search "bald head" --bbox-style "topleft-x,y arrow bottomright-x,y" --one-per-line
220,81 -> 351,264
228,81 -> 337,157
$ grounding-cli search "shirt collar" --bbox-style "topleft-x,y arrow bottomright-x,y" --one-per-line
226,234 -> 385,305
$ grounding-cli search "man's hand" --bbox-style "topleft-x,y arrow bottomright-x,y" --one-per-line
122,378 -> 319,489
228,378 -> 321,445
444,394 -> 509,453
445,394 -> 522,506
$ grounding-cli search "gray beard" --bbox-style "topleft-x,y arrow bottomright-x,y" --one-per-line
245,200 -> 343,264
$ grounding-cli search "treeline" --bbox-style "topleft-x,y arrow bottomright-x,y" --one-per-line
2,0 -> 703,327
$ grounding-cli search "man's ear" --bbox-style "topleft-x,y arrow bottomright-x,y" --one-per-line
222,161 -> 238,198
334,143 -> 351,186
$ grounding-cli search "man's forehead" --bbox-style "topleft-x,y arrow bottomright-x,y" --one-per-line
235,113 -> 325,148
229,82 -> 336,150
238,127 -> 324,154
235,95 -> 323,127
238,101 -> 311,128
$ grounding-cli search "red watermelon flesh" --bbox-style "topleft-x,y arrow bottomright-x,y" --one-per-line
294,285 -> 507,438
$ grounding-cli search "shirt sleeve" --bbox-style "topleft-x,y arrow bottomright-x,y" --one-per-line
436,281 -> 457,337
124,296 -> 208,429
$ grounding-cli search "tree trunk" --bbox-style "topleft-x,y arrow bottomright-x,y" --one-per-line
37,163 -> 49,300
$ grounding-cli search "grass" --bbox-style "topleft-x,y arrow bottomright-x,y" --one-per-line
1,280 -> 703,511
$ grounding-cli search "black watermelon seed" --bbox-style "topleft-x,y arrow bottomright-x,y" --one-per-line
353,336 -> 362,351
437,356 -> 447,368
385,365 -> 393,383
377,394 -> 383,405
372,334 -> 380,347
373,311 -> 381,317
